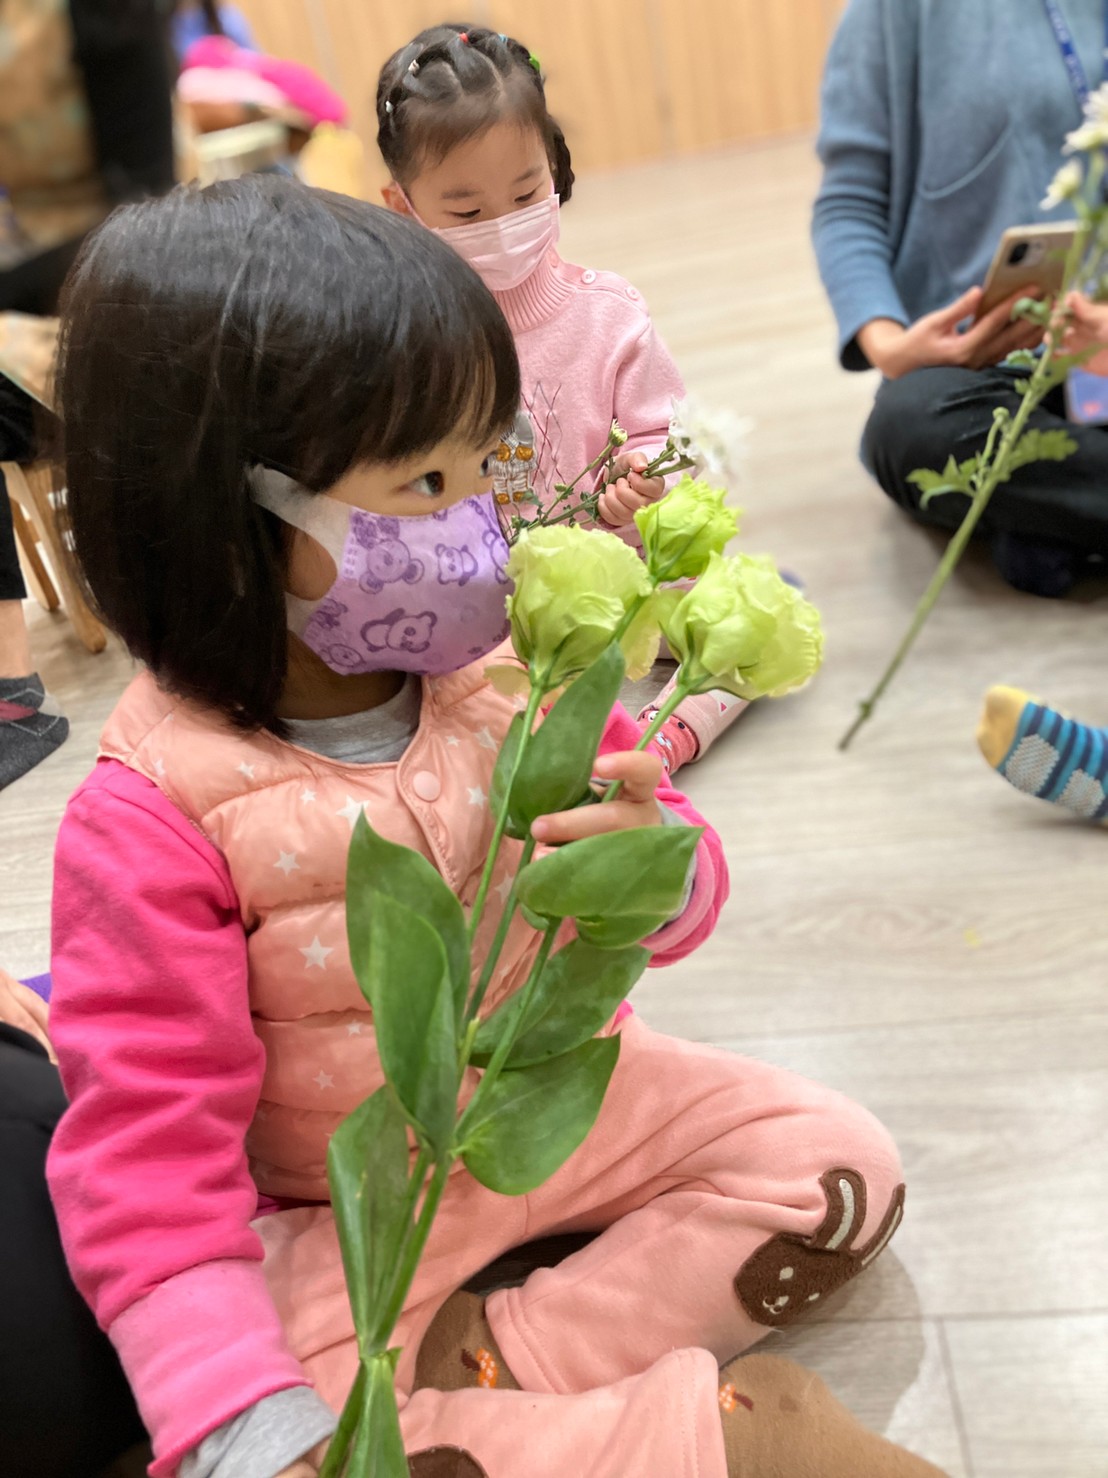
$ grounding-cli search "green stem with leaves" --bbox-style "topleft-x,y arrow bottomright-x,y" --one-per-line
318,1365 -> 367,1478
838,342 -> 1061,750
467,682 -> 544,946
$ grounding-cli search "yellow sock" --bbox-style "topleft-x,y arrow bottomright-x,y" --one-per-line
976,685 -> 1037,769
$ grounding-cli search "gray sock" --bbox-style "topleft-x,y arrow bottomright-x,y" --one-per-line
0,674 -> 69,790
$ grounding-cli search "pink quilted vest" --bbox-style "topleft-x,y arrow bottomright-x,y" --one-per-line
98,661 -> 542,1201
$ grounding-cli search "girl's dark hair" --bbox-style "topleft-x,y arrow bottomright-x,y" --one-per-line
56,174 -> 520,732
197,0 -> 225,37
376,23 -> 575,204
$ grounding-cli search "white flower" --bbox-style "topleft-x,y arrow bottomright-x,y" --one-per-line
1041,159 -> 1083,209
1065,84 -> 1108,153
668,396 -> 752,487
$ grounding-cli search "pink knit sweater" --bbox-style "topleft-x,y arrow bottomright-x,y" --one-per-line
489,251 -> 684,511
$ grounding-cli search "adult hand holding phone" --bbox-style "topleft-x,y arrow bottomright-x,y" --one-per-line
858,286 -> 1042,380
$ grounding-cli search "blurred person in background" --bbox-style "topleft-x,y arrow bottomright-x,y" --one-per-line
0,0 -> 175,789
813,0 -> 1108,599
0,966 -> 148,1475
171,0 -> 257,63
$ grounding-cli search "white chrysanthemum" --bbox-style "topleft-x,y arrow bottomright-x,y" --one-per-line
668,396 -> 752,486
1065,84 -> 1108,153
1041,159 -> 1083,209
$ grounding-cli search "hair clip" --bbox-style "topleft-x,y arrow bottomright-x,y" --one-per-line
499,33 -> 508,42
384,98 -> 394,114
458,30 -> 469,43
408,59 -> 420,74
529,51 -> 541,72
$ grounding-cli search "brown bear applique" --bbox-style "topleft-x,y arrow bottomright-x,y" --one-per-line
734,1167 -> 905,1328
409,1447 -> 488,1478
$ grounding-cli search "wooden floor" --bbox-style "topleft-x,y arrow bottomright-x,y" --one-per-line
3,139 -> 1106,1476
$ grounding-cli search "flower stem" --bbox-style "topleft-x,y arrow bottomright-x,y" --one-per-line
460,919 -> 561,1124
602,677 -> 694,803
838,353 -> 1056,750
372,1157 -> 454,1350
467,682 -> 544,947
466,834 -> 537,1025
317,1364 -> 367,1478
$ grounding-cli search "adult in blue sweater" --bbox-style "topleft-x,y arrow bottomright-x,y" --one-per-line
813,0 -> 1108,597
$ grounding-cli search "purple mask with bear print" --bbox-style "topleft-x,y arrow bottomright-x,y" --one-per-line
252,469 -> 512,676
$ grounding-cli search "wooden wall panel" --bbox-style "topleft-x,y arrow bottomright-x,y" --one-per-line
231,0 -> 846,183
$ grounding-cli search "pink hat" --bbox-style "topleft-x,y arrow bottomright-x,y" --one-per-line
181,35 -> 347,128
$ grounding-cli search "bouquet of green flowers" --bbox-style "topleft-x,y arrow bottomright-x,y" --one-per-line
319,477 -> 822,1477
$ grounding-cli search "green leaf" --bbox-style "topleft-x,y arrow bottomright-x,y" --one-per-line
362,892 -> 459,1153
1013,379 -> 1032,395
515,824 -> 702,945
489,711 -> 525,832
1004,349 -> 1039,369
351,1351 -> 406,1478
461,1036 -> 621,1194
471,938 -> 648,1068
1003,427 -> 1078,479
507,645 -> 626,835
909,453 -> 979,508
347,814 -> 469,1023
326,1088 -> 410,1335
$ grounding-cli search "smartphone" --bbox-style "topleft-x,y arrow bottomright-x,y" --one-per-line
976,222 -> 1076,319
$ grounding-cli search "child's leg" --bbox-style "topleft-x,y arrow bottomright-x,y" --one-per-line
470,1019 -> 902,1396
978,685 -> 1108,820
403,1348 -> 945,1478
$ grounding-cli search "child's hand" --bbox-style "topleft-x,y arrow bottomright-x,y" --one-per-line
1061,291 -> 1108,376
597,451 -> 666,527
0,969 -> 53,1060
531,751 -> 663,844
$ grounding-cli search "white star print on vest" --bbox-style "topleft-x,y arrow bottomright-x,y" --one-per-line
98,652 -> 553,1201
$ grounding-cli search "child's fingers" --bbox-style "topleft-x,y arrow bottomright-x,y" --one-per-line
593,749 -> 663,799
532,796 -> 661,844
627,471 -> 666,502
599,478 -> 641,525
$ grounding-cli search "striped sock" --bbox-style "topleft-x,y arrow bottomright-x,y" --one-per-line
977,686 -> 1108,821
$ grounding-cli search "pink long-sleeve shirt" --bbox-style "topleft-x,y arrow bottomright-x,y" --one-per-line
47,702 -> 726,1472
490,250 -> 685,511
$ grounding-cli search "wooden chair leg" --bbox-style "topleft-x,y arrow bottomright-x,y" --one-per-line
8,493 -> 59,610
15,462 -> 107,654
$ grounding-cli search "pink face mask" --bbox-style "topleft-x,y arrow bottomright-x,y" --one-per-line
253,469 -> 511,676
429,193 -> 560,293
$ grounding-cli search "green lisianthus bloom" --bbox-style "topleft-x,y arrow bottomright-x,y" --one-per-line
662,553 -> 824,699
506,525 -> 658,689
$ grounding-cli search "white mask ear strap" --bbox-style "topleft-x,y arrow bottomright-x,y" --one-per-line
250,467 -> 349,564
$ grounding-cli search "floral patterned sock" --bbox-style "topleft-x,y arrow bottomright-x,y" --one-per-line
717,1354 -> 948,1477
978,686 -> 1108,821
413,1290 -> 520,1394
0,674 -> 68,791
639,680 -> 748,777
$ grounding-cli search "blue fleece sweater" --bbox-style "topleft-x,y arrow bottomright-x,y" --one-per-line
813,0 -> 1106,368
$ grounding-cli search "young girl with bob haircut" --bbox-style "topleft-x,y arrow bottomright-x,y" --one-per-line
45,175 -> 931,1478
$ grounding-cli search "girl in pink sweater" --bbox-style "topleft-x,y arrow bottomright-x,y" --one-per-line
46,177 -> 933,1478
376,23 -> 748,776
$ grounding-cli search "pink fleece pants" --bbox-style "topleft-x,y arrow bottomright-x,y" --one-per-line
257,1018 -> 903,1477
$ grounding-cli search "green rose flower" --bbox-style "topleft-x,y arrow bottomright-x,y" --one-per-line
662,553 -> 823,699
506,525 -> 658,689
634,476 -> 740,583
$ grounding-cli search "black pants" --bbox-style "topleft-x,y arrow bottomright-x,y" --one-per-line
861,364 -> 1108,561
0,1027 -> 146,1477
0,376 -> 37,602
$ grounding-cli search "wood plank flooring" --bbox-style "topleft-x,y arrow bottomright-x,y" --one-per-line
2,138 -> 1105,1475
